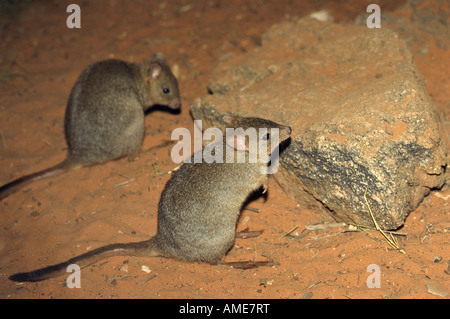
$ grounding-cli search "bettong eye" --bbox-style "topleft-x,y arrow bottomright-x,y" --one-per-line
163,88 -> 170,94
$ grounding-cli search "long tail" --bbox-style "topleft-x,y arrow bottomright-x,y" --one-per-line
0,160 -> 75,201
9,239 -> 160,282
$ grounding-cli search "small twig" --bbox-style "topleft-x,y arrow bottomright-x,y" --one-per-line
114,177 -> 136,188
225,260 -> 277,270
152,162 -> 165,176
176,3 -> 194,14
307,281 -> 322,289
347,223 -> 408,236
308,232 -> 347,241
280,225 -> 298,238
305,222 -> 347,231
152,162 -> 180,176
244,206 -> 260,213
42,138 -> 54,147
235,228 -> 263,239
240,78 -> 256,92
140,274 -> 157,286
364,188 -> 406,254
107,274 -> 133,282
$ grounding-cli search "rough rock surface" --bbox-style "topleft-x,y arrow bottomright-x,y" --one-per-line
190,17 -> 447,230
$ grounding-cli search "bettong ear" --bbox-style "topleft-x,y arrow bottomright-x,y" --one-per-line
149,63 -> 162,79
222,115 -> 236,126
223,115 -> 241,150
153,51 -> 166,62
225,133 -> 247,151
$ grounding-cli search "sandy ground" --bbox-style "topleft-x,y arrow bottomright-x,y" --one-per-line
0,0 -> 448,299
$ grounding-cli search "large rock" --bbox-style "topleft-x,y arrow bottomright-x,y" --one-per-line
190,18 -> 447,230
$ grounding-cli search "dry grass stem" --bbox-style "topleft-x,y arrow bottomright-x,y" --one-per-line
364,188 -> 406,254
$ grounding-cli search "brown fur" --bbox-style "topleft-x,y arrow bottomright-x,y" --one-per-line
9,115 -> 291,282
0,53 -> 180,200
